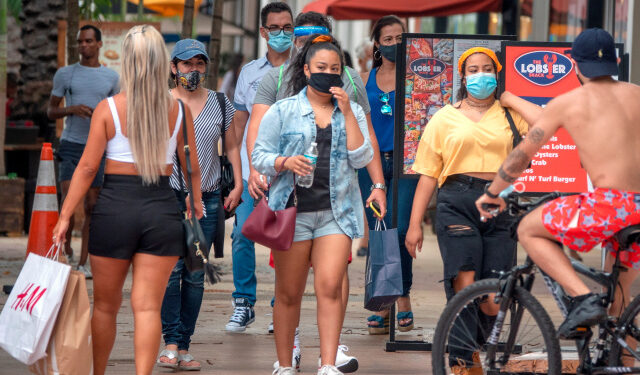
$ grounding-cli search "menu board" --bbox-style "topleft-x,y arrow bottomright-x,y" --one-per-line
396,34 -> 514,176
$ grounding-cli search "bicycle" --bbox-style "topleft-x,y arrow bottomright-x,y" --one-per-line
431,191 -> 640,375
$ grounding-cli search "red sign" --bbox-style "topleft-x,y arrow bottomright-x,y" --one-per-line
504,44 -> 588,193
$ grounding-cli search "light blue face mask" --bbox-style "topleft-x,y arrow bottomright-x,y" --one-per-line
268,30 -> 293,53
465,72 -> 497,99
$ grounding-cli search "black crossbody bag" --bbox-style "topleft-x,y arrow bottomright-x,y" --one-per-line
176,99 -> 221,283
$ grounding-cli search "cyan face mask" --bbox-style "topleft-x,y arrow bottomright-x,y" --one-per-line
268,30 -> 293,53
465,72 -> 497,99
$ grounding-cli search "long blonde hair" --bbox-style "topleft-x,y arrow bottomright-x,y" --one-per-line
120,25 -> 171,184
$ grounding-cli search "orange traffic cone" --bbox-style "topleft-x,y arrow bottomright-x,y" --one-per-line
26,143 -> 59,257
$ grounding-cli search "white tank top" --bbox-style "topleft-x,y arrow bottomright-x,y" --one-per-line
105,97 -> 182,164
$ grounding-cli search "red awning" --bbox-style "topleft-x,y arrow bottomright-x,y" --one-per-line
302,0 -> 503,20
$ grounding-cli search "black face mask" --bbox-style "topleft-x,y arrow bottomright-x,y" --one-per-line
307,72 -> 343,94
379,43 -> 398,63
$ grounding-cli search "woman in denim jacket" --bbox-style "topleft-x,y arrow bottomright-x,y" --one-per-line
253,35 -> 373,375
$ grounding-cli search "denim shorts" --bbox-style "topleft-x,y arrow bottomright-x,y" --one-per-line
294,209 -> 346,242
56,140 -> 106,187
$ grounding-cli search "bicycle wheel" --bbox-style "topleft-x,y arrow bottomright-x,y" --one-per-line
432,279 -> 562,375
608,294 -> 640,367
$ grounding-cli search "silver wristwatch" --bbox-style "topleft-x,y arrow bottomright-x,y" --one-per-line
370,183 -> 387,192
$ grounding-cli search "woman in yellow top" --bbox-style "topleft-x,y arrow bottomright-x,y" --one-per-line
405,47 -> 541,374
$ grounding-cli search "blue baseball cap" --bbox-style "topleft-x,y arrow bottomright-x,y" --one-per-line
171,39 -> 209,62
570,28 -> 617,78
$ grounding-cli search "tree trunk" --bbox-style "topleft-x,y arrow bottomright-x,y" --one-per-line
120,0 -> 126,21
67,0 -> 79,65
137,0 -> 143,21
181,0 -> 194,39
0,0 -> 7,176
206,0 -> 223,90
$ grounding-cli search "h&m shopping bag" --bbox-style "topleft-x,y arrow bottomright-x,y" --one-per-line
29,270 -> 92,375
0,246 -> 71,365
364,219 -> 403,311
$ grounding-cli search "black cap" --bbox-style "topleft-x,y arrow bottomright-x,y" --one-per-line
570,28 -> 618,78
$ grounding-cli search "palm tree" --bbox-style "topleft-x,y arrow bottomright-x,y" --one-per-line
181,0 -> 194,39
67,0 -> 79,65
0,0 -> 7,175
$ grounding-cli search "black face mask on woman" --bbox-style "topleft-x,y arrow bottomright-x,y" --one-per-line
308,72 -> 343,94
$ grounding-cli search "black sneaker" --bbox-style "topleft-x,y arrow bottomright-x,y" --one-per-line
557,293 -> 606,339
225,297 -> 256,332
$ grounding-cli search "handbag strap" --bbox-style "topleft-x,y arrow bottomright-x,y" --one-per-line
267,156 -> 297,206
504,107 -> 522,150
175,99 -> 197,220
215,91 -> 227,157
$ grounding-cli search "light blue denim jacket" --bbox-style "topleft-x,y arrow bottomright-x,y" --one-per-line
252,87 -> 373,239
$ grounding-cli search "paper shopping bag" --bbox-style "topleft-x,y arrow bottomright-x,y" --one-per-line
0,251 -> 71,365
364,219 -> 403,311
29,270 -> 93,374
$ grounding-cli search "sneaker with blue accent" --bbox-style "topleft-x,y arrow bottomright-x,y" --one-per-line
225,298 -> 255,332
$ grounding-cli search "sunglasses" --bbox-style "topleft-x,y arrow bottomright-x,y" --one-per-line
379,93 -> 392,116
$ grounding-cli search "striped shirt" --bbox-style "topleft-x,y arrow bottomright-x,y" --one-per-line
170,89 -> 235,192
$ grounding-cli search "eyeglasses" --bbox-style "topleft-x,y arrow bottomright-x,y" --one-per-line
264,25 -> 294,36
379,93 -> 392,116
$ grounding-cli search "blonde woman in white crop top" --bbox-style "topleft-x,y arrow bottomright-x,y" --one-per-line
52,25 -> 202,375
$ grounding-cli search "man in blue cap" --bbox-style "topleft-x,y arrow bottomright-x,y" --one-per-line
477,28 -> 640,339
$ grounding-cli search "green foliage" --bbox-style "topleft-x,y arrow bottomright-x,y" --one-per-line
8,0 -> 19,21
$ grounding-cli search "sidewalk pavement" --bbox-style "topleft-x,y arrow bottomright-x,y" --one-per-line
0,220 -> 633,374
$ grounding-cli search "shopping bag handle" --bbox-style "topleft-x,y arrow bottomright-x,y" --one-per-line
374,218 -> 387,231
44,243 -> 62,261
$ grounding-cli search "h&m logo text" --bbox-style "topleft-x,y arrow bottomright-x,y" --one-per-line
11,283 -> 47,315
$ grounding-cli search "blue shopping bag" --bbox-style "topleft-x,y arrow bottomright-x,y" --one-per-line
364,219 -> 403,311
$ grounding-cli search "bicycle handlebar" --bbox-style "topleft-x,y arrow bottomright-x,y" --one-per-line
481,191 -> 563,218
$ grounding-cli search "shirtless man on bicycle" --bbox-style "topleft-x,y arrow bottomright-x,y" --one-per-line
476,28 -> 640,339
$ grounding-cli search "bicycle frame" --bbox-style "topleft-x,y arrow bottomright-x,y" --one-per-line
485,248 -> 640,374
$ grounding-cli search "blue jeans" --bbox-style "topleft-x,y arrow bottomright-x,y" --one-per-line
161,190 -> 220,350
358,152 -> 417,297
231,181 -> 257,305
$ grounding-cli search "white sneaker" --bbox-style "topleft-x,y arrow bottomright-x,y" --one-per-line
317,345 -> 359,373
77,265 -> 92,280
318,365 -> 344,375
273,328 -> 301,372
268,321 -> 274,334
273,367 -> 296,375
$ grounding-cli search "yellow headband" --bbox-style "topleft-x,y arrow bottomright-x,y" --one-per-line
458,47 -> 502,74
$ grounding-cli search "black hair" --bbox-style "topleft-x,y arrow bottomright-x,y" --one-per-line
286,34 -> 344,97
260,2 -> 293,27
344,51 -> 353,69
80,24 -> 102,41
294,11 -> 332,32
455,55 -> 499,106
370,15 -> 404,69
169,55 -> 208,81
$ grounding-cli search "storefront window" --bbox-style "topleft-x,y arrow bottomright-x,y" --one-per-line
549,0 -> 588,42
614,0 -> 628,44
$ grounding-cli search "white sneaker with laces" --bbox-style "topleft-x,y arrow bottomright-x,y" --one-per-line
77,265 -> 92,279
273,328 -> 301,371
317,345 -> 358,373
273,366 -> 296,375
317,364 -> 344,375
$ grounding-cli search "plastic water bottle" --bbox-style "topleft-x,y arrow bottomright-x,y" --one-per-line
297,142 -> 318,188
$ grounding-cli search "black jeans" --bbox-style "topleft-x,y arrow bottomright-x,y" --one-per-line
435,175 -> 517,367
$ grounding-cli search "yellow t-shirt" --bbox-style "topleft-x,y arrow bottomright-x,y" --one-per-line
411,101 -> 529,187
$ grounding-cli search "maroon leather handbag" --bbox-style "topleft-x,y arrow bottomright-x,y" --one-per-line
241,158 -> 297,251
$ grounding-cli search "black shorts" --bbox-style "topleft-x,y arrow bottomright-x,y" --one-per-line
435,175 -> 517,299
89,174 -> 185,259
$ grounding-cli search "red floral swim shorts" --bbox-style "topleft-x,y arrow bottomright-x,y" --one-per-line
542,188 -> 640,269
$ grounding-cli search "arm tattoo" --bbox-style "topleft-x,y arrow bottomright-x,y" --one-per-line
527,127 -> 545,144
498,166 -> 517,183
504,149 -> 530,175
